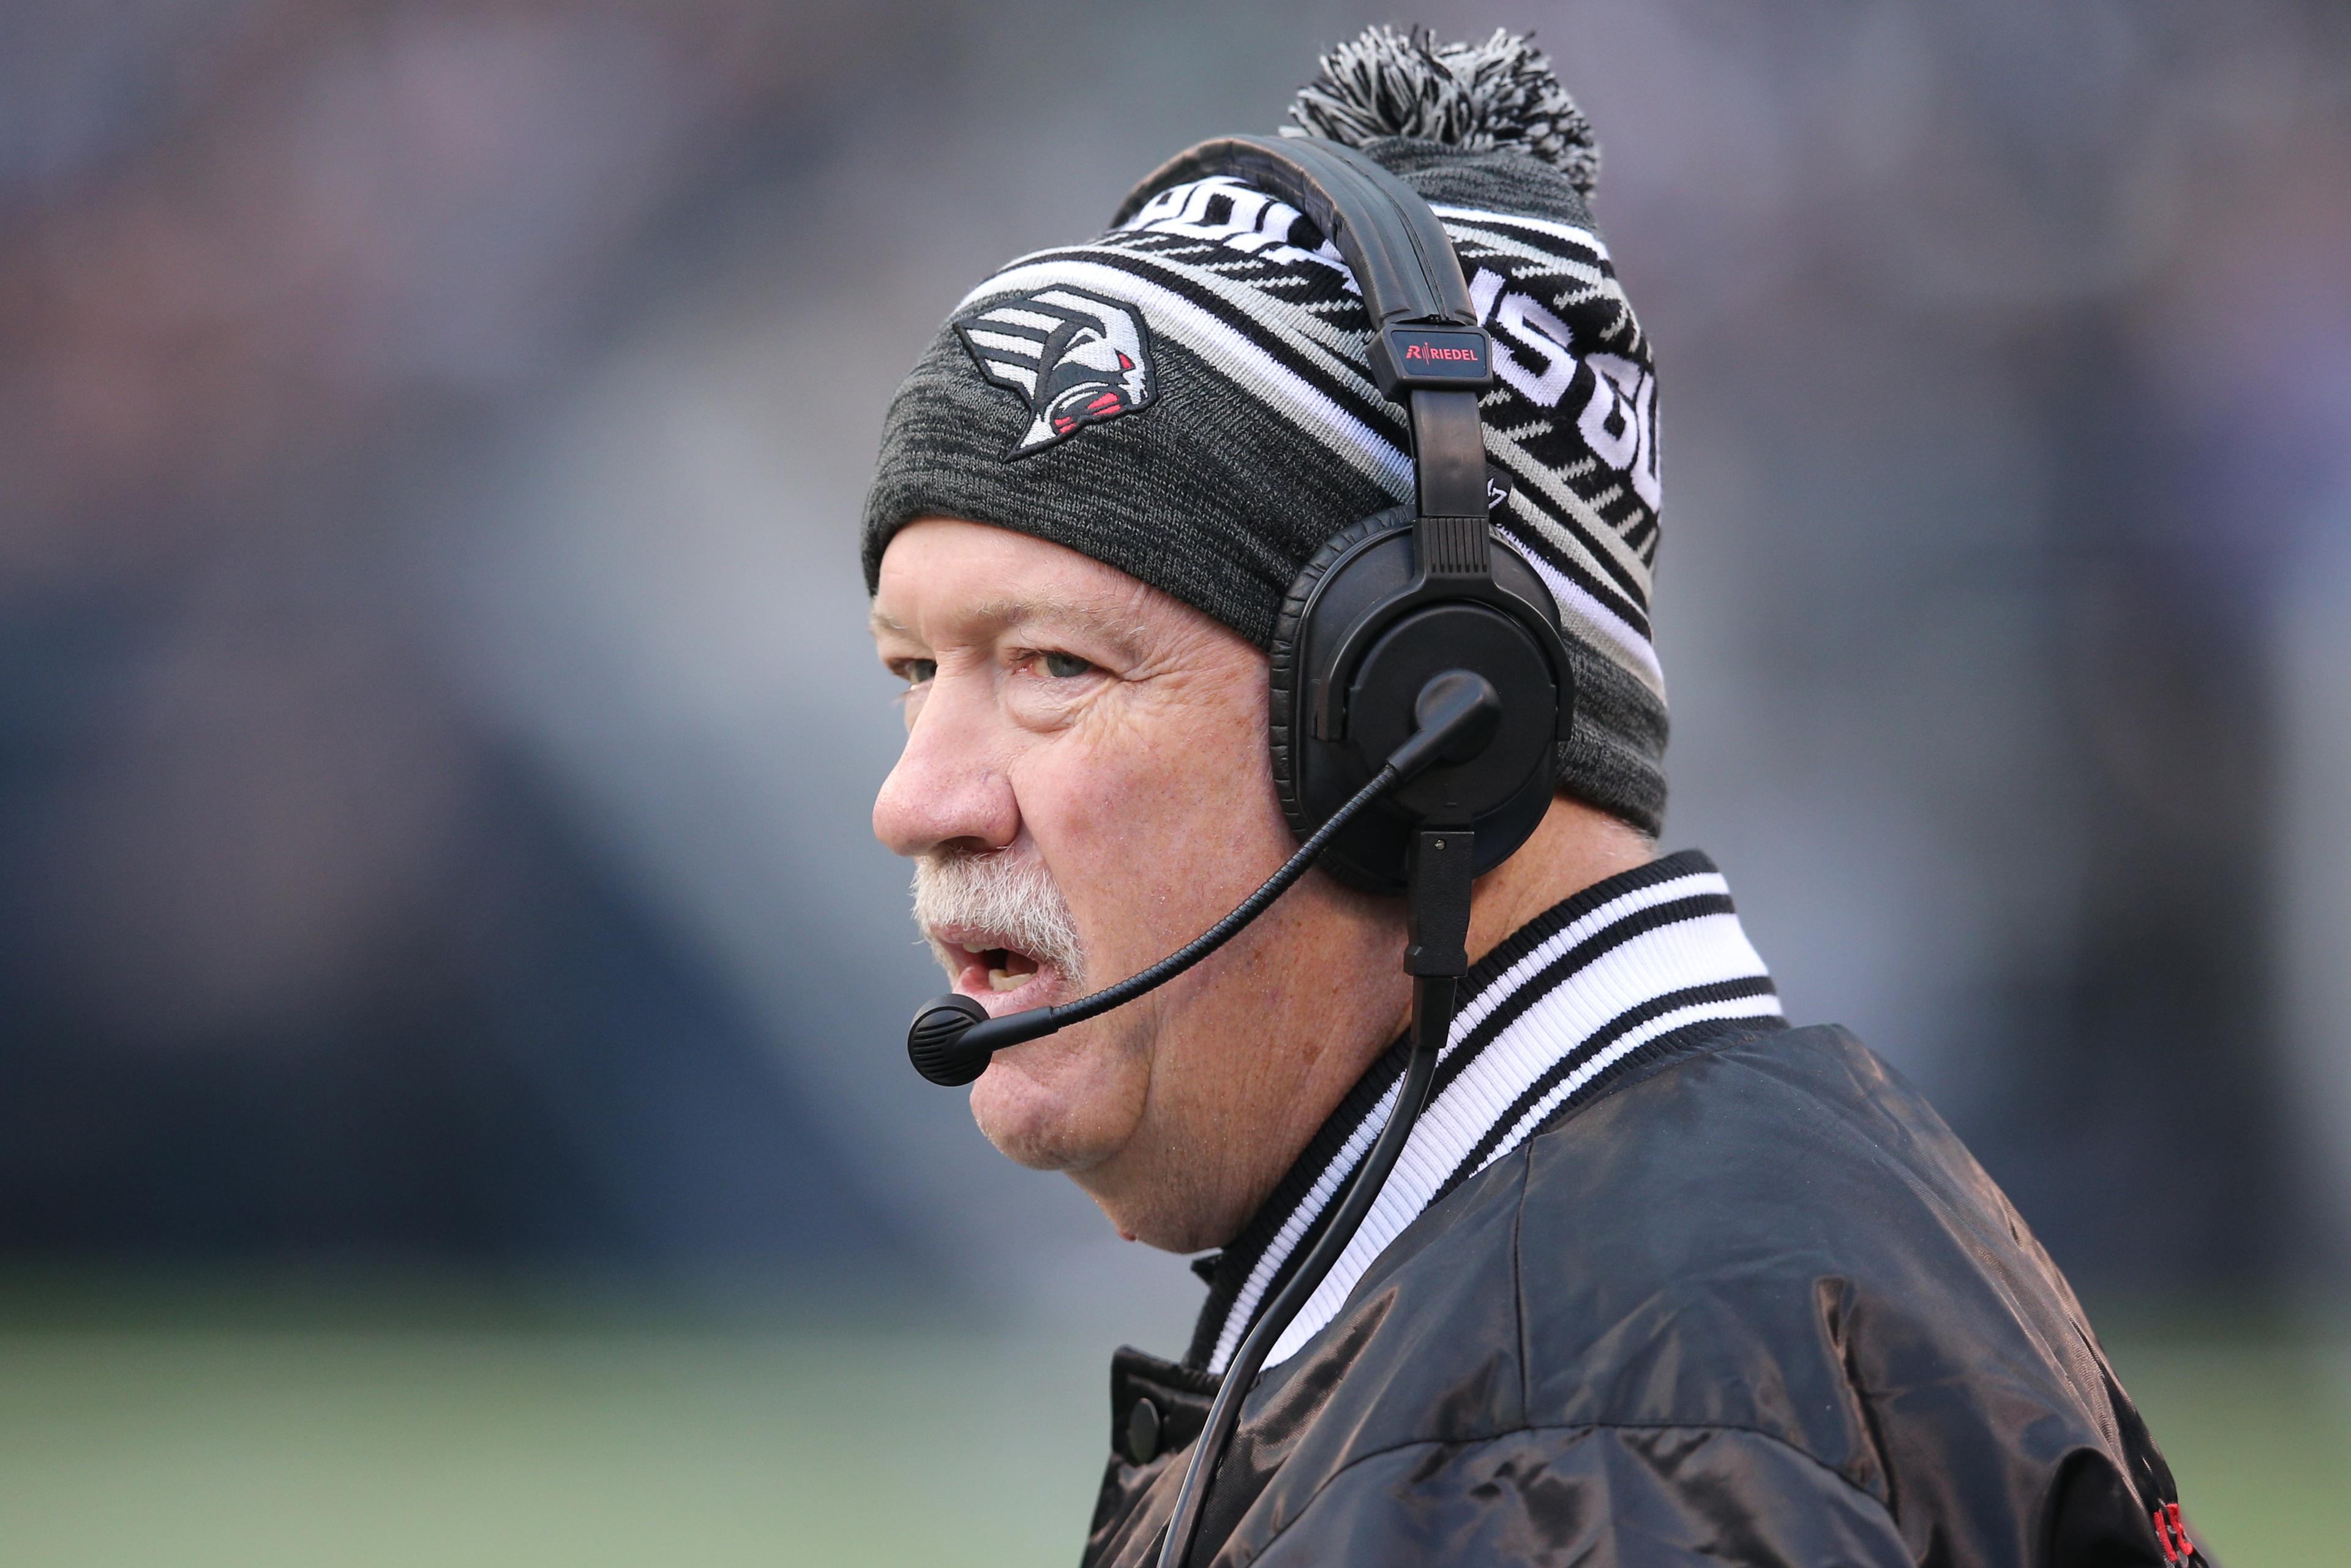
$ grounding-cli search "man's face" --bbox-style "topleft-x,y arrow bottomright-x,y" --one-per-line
870,518 -> 1404,1247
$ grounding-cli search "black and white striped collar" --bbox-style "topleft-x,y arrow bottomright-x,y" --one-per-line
1183,849 -> 1783,1376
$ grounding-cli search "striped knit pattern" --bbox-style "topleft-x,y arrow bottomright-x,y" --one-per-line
1187,850 -> 1782,1376
861,135 -> 1671,835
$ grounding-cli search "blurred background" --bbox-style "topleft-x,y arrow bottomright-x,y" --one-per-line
1,1 -> 2345,1562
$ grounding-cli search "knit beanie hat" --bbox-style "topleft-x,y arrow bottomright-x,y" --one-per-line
861,26 -> 1668,834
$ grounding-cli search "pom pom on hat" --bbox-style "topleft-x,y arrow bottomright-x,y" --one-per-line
1284,25 -> 1600,198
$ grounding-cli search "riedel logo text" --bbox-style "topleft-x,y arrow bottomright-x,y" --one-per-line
1403,341 -> 1479,361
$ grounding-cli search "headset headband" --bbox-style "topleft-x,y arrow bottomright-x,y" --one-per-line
1116,135 -> 1496,531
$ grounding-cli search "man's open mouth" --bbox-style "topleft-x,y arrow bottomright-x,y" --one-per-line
978,946 -> 1040,992
928,926 -> 1067,1013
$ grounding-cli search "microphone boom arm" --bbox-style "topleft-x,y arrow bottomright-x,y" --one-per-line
908,763 -> 1399,1084
907,670 -> 1500,1087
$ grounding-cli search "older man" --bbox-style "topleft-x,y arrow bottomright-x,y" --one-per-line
861,26 -> 2202,1568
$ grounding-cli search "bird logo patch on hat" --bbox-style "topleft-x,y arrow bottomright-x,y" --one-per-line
954,286 -> 1157,458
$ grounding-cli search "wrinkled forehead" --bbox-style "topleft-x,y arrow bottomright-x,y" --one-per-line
869,516 -> 1169,653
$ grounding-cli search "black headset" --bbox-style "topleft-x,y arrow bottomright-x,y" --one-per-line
1144,137 -> 1576,896
903,135 -> 1577,1568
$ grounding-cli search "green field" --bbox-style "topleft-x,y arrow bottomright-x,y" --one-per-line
0,1287 -> 2338,1566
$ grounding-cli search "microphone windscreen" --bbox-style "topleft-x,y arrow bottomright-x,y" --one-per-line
907,994 -> 993,1086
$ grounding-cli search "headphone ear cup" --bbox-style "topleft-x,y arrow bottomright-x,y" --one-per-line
1267,505 -> 1417,846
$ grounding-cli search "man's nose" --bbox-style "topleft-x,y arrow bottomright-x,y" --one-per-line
872,678 -> 1020,859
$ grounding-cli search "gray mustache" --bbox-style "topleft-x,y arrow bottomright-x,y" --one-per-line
912,849 -> 1086,984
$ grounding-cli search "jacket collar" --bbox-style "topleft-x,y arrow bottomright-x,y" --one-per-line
1184,849 -> 1783,1376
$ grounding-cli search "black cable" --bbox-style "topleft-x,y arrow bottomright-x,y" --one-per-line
1041,763 -> 1401,1033
1153,969 -> 1459,1568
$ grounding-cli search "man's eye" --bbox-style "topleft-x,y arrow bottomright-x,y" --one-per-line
901,659 -> 937,686
1040,651 -> 1095,679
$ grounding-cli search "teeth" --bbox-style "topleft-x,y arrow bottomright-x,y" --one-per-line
988,966 -> 1024,992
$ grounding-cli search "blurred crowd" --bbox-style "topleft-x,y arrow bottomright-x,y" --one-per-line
2,0 -> 2346,1321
